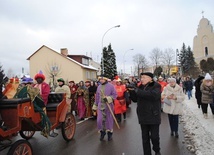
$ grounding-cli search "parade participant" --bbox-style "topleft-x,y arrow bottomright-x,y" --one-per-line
75,81 -> 89,120
200,73 -> 214,119
94,74 -> 117,141
162,78 -> 185,138
55,78 -> 71,99
55,78 -> 71,111
128,72 -> 161,155
3,77 -> 19,99
88,81 -> 97,118
158,76 -> 167,92
124,79 -> 131,108
34,71 -> 50,106
69,80 -> 78,115
194,75 -> 204,109
114,78 -> 127,122
184,76 -> 193,99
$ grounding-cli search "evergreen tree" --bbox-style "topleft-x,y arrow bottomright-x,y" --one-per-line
178,43 -> 197,75
101,44 -> 117,79
200,57 -> 214,73
0,65 -> 6,98
154,66 -> 163,77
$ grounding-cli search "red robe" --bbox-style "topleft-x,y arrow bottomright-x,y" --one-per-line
34,82 -> 50,105
114,84 -> 127,114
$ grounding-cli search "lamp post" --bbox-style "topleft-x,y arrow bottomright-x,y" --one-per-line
101,25 -> 120,74
123,48 -> 134,76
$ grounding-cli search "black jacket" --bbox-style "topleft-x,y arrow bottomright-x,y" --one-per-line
129,81 -> 161,125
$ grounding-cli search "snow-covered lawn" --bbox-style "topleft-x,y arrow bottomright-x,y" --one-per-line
181,92 -> 214,155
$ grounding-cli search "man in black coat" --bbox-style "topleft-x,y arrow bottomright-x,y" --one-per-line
194,75 -> 204,109
129,72 -> 161,155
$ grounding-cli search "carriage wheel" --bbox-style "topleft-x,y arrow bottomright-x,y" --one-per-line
61,112 -> 76,141
20,131 -> 35,140
7,139 -> 33,155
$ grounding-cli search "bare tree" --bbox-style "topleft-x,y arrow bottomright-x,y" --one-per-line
161,48 -> 175,76
133,54 -> 148,78
149,48 -> 163,69
45,62 -> 62,91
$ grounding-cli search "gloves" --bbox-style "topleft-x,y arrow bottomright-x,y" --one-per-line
103,96 -> 113,103
92,104 -> 98,111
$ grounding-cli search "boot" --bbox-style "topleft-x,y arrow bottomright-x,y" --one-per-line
100,130 -> 106,141
123,113 -> 126,120
175,132 -> 179,138
204,113 -> 208,119
155,152 -> 161,155
107,131 -> 113,141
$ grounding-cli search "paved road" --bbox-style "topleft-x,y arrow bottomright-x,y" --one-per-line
1,103 -> 194,155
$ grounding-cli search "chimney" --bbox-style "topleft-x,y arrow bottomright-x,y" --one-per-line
61,48 -> 68,56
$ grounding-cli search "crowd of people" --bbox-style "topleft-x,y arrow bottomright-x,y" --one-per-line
2,70 -> 214,155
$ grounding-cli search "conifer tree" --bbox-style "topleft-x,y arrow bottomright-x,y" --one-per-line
0,65 -> 6,98
101,44 -> 117,79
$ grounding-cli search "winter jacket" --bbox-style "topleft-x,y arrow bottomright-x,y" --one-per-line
184,80 -> 193,91
194,76 -> 204,99
162,84 -> 185,115
200,83 -> 214,104
129,81 -> 161,124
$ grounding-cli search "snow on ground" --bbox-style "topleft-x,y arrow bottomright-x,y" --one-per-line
181,89 -> 214,155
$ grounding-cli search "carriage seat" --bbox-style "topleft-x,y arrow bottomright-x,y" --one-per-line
46,93 -> 64,111
0,98 -> 31,109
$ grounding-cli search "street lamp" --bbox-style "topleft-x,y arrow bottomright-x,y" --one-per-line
123,49 -> 134,75
101,25 -> 120,74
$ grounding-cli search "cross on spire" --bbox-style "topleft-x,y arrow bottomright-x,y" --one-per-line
201,10 -> 204,18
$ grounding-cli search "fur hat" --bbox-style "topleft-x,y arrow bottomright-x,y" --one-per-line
98,74 -> 108,81
204,73 -> 212,80
141,72 -> 153,79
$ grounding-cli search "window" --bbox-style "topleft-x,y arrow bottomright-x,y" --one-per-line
91,72 -> 95,79
82,58 -> 89,65
86,71 -> 90,79
205,47 -> 208,57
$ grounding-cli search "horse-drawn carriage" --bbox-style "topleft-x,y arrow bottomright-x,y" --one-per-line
0,92 -> 76,155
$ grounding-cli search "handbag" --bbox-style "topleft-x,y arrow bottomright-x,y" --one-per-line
163,97 -> 172,106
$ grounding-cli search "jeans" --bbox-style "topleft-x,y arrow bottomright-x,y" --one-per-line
140,124 -> 160,155
168,114 -> 179,132
187,90 -> 192,99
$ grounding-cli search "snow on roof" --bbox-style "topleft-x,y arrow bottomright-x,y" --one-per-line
66,56 -> 98,71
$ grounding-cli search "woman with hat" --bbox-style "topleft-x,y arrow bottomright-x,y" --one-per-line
200,73 -> 214,119
75,81 -> 89,120
68,81 -> 78,115
34,71 -> 50,106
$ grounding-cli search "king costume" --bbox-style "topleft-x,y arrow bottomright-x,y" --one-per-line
95,76 -> 117,141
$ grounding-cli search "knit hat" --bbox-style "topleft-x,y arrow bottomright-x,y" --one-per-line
141,72 -> 153,79
57,78 -> 65,82
34,70 -> 45,80
204,73 -> 212,80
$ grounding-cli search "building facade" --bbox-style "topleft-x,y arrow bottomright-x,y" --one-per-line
27,45 -> 98,87
193,16 -> 214,64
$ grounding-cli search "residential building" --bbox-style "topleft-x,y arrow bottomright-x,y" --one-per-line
27,45 -> 98,88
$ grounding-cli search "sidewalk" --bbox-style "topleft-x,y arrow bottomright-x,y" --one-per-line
181,90 -> 214,155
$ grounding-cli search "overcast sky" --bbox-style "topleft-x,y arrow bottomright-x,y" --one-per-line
0,0 -> 213,76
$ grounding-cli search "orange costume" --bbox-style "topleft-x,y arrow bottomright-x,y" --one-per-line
114,83 -> 127,115
158,81 -> 167,92
3,78 -> 19,99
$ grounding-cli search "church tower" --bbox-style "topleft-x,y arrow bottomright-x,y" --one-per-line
193,15 -> 214,64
